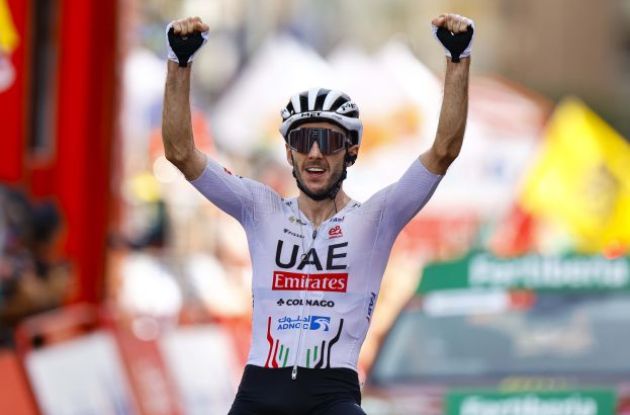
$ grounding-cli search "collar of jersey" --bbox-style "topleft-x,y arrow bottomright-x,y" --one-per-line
287,198 -> 357,228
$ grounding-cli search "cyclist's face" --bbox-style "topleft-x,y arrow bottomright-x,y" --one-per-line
286,122 -> 358,197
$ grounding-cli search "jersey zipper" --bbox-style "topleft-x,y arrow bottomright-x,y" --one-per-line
291,226 -> 318,380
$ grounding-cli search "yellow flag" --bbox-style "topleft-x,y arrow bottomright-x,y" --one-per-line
0,0 -> 19,53
520,98 -> 630,252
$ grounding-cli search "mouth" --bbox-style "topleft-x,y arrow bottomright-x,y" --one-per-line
304,166 -> 327,180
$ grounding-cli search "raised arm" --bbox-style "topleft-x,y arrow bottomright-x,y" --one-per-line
420,13 -> 473,175
161,17 -> 285,225
162,17 -> 209,180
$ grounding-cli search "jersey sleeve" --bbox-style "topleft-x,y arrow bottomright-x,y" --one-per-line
188,158 -> 272,224
367,158 -> 443,237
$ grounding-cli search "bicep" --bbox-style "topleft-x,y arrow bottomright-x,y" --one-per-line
380,159 -> 443,233
189,158 -> 256,223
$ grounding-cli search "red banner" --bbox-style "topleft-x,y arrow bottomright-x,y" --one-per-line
0,0 -> 29,182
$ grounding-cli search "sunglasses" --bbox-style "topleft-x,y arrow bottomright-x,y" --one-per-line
287,128 -> 348,155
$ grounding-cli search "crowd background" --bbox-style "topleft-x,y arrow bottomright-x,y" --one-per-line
1,0 -> 630,414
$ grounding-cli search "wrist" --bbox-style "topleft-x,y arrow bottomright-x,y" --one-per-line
167,60 -> 193,83
167,60 -> 192,71
446,56 -> 471,67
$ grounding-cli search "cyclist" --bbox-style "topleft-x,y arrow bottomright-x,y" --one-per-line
162,12 -> 474,415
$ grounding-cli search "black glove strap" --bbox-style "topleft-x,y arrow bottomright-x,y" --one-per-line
436,25 -> 474,63
167,27 -> 205,67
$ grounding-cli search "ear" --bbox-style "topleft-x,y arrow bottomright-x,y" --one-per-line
346,144 -> 359,166
285,143 -> 294,167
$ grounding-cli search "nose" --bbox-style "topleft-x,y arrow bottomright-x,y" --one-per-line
307,141 -> 323,158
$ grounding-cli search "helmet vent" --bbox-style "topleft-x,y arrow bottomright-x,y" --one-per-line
314,89 -> 329,110
299,94 -> 309,113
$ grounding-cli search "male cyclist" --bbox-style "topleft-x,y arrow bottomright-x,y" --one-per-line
162,12 -> 474,415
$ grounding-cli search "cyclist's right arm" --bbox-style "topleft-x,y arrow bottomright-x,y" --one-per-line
162,18 -> 256,223
162,58 -> 207,181
162,17 -> 210,181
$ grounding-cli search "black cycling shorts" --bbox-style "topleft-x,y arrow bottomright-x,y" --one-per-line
228,364 -> 366,415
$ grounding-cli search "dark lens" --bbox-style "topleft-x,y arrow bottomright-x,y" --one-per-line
326,131 -> 346,154
288,129 -> 309,153
288,128 -> 346,155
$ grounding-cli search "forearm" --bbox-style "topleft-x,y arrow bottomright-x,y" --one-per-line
420,57 -> 470,174
162,61 -> 206,179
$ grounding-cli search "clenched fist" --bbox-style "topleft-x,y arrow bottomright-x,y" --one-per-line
166,17 -> 210,67
432,13 -> 475,62
170,16 -> 209,36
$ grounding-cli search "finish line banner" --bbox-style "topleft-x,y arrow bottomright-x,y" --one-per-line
419,251 -> 630,293
447,390 -> 616,415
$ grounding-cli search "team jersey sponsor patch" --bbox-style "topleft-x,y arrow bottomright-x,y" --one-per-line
276,315 -> 331,331
276,298 -> 335,307
328,225 -> 343,239
272,271 -> 348,292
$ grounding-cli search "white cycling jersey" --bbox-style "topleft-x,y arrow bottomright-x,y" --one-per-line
190,158 -> 442,375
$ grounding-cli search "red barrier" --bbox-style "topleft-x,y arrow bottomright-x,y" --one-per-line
0,350 -> 39,415
14,304 -> 141,415
13,303 -> 100,357
12,304 -> 246,414
110,317 -> 184,415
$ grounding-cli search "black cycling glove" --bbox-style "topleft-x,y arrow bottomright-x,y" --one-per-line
166,23 -> 208,67
433,22 -> 475,63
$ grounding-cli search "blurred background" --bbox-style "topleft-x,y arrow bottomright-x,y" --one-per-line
1,0 -> 630,414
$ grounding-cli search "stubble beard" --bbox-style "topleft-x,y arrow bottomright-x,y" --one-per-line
296,161 -> 344,199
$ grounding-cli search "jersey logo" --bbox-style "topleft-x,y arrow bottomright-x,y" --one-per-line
272,271 -> 348,292
288,216 -> 308,226
276,298 -> 335,308
283,228 -> 304,239
366,292 -> 377,322
275,240 -> 347,270
309,316 -> 331,331
276,315 -> 331,332
222,166 -> 243,178
328,225 -> 343,239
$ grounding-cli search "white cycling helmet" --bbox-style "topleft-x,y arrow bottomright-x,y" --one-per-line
279,88 -> 363,146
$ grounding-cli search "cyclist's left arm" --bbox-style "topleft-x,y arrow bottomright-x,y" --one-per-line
376,14 -> 472,233
420,57 -> 469,174
420,14 -> 471,175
